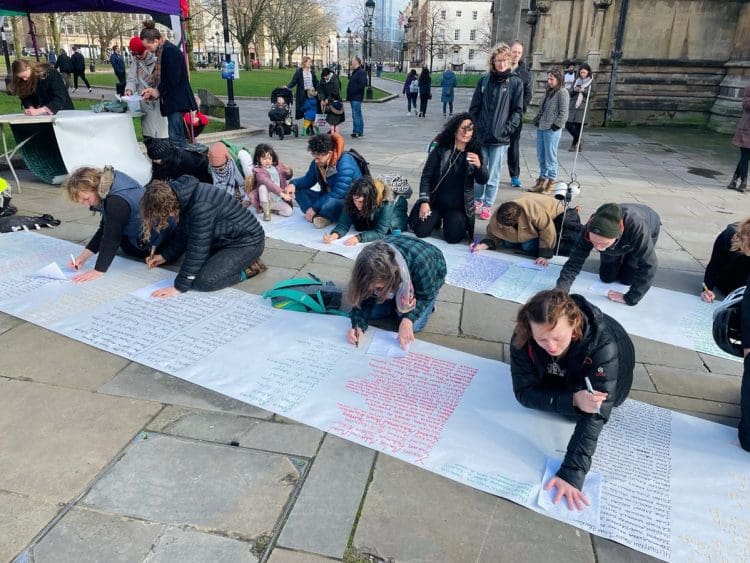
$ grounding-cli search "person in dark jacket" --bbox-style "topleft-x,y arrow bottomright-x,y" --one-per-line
403,69 -> 419,115
565,63 -> 594,152
728,86 -> 750,193
346,57 -> 366,137
701,218 -> 750,303
507,41 -> 532,188
140,20 -> 198,149
556,203 -> 661,306
510,289 -> 634,509
110,45 -> 126,96
408,113 -> 488,243
440,68 -> 458,117
324,176 -> 408,245
469,42 -> 524,221
318,67 -> 344,133
146,137 -> 212,184
54,48 -> 72,89
9,59 -> 73,116
64,166 -> 174,283
347,236 -> 447,349
139,176 -> 266,297
287,132 -> 363,227
417,67 -> 431,117
287,56 -> 320,122
70,46 -> 92,92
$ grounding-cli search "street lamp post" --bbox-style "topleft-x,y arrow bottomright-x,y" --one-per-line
327,38 -> 331,66
221,0 -> 240,129
346,27 -> 352,77
365,0 -> 375,100
213,32 -> 219,67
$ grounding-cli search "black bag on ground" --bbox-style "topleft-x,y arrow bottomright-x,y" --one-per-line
0,213 -> 61,233
0,194 -> 17,217
553,206 -> 583,257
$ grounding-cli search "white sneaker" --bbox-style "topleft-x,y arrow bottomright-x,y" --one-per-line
407,111 -> 411,115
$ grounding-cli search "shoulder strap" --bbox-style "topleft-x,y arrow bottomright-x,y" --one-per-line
263,288 -> 327,313
481,73 -> 489,94
264,277 -> 323,292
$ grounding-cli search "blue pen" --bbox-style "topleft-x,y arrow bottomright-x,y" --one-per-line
470,236 -> 481,253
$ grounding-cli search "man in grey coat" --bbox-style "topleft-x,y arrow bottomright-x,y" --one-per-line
556,203 -> 661,306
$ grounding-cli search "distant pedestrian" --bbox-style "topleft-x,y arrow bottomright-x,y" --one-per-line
376,61 -> 383,77
728,86 -> 750,193
403,69 -> 419,115
47,50 -> 57,65
286,56 -> 320,127
110,45 -> 126,96
70,46 -> 92,93
417,67 -> 431,117
318,67 -> 345,133
530,67 -> 569,194
507,41 -> 533,188
565,63 -> 594,152
347,56 -> 366,138
54,48 -> 72,89
440,68 -> 457,116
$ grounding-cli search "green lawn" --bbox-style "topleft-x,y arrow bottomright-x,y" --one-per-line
383,71 -> 483,89
0,94 -> 223,149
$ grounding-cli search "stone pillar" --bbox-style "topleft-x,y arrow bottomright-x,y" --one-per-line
709,2 -> 750,133
586,0 -> 612,72
530,0 -> 551,71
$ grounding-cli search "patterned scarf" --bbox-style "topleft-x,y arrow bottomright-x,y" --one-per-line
135,52 -> 158,91
574,77 -> 593,109
151,43 -> 164,90
211,160 -> 244,202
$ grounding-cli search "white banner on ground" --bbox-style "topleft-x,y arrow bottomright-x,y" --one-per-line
0,231 -> 748,562
261,213 -> 737,361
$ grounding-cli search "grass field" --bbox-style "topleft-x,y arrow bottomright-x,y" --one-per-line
382,71 -> 483,89
0,95 -> 223,150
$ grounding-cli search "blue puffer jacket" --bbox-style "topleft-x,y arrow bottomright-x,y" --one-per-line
291,134 -> 362,211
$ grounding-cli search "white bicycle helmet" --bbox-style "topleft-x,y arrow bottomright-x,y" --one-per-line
712,286 -> 745,358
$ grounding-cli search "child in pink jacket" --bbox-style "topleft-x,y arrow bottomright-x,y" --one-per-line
250,143 -> 294,220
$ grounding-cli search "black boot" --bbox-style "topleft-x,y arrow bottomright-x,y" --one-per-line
727,173 -> 739,190
737,180 -> 747,193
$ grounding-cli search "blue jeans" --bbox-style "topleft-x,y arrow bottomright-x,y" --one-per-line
167,112 -> 187,149
474,144 -> 508,207
370,295 -> 438,333
294,190 -> 344,222
536,128 -> 562,179
350,100 -> 363,135
501,238 -> 539,255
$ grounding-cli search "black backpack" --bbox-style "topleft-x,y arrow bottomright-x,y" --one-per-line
553,206 -> 583,256
346,148 -> 371,177
0,214 -> 60,233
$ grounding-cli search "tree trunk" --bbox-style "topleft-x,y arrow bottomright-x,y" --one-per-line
241,43 -> 251,70
11,17 -> 21,59
47,14 -> 61,53
185,18 -> 196,71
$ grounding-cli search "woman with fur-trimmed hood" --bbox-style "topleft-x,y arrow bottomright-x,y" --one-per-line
323,176 -> 409,245
63,166 -> 174,283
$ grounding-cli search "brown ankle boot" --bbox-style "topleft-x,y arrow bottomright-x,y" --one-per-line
528,178 -> 546,193
543,179 -> 555,193
243,259 -> 267,279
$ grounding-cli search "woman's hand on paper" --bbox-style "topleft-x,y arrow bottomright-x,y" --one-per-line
146,254 -> 166,269
470,242 -> 488,253
534,257 -> 549,267
700,289 -> 715,303
347,327 -> 364,346
151,286 -> 182,299
398,318 -> 414,350
323,232 -> 339,244
343,235 -> 360,247
544,476 -> 590,511
573,389 -> 607,413
72,270 -> 104,283
607,290 -> 626,304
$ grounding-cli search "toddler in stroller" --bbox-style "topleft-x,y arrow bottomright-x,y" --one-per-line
268,87 -> 299,140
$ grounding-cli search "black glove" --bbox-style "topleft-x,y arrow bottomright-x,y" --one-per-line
550,124 -> 560,131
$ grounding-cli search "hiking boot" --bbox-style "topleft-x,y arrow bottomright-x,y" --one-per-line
528,178 -> 547,193
262,200 -> 272,221
511,176 -> 522,188
727,173 -> 739,190
543,179 -> 555,193
480,206 -> 492,220
243,259 -> 267,279
313,215 -> 332,229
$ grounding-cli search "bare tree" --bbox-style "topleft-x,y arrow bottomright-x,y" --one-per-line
204,0 -> 268,70
87,12 -> 128,61
264,0 -> 309,68
292,5 -> 334,67
420,5 -> 450,72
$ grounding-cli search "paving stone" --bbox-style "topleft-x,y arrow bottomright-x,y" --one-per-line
0,313 -> 21,336
698,352 -> 744,376
277,435 -> 375,558
646,365 -> 741,404
461,292 -> 518,343
309,251 -> 353,268
267,549 -> 333,563
31,508 -> 163,563
0,492 -> 60,563
0,323 -> 129,391
631,363 -> 656,392
0,380 -> 159,501
264,238 -> 313,252
418,333 -> 504,362
81,434 -> 298,539
99,362 -> 273,418
422,300 -> 461,337
236,266 -> 300,296
149,527 -> 256,562
630,390 -> 741,418
438,283 -> 463,303
354,454 -> 594,562
629,335 -> 705,370
592,536 -> 663,562
261,247 -> 315,270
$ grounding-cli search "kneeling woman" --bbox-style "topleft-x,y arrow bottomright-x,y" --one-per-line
510,289 -> 634,509
701,217 -> 750,303
409,113 -> 488,243
140,176 -> 266,298
323,176 -> 408,246
65,166 -> 168,283
348,237 -> 446,349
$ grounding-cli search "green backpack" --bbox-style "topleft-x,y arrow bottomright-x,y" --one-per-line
262,274 -> 347,316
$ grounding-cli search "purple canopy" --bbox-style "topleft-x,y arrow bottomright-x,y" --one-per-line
0,0 -> 180,14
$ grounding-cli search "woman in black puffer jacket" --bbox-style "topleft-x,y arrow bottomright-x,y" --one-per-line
140,175 -> 266,297
510,289 -> 634,510
408,113 -> 488,243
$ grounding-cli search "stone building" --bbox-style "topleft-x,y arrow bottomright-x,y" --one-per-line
491,0 -> 748,132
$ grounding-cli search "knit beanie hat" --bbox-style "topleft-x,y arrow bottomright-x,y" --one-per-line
129,36 -> 146,56
588,203 -> 623,239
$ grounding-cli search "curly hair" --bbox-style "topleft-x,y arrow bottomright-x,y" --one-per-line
487,42 -> 511,73
307,133 -> 333,155
253,143 -> 279,166
9,59 -> 51,99
63,166 -> 115,203
344,177 -> 379,219
546,66 -> 565,93
348,241 -> 401,307
434,112 -> 482,153
731,217 -> 750,255
513,289 -> 585,348
140,180 -> 180,241
140,20 -> 162,43
496,201 -> 522,226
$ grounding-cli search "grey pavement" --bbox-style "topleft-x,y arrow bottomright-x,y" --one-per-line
1,75 -> 749,562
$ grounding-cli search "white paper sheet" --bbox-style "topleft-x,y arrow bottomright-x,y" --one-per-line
31,262 -> 71,280
129,278 -> 174,300
589,281 -> 630,296
537,457 -> 602,528
366,330 -> 407,358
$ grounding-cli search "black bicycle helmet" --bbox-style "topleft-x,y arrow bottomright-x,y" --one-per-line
712,286 -> 745,358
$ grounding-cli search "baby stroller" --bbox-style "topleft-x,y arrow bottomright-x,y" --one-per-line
268,87 -> 299,140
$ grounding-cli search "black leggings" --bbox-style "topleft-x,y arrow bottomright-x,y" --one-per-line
419,93 -> 429,116
565,121 -> 582,144
735,147 -> 750,182
192,241 -> 264,291
408,205 -> 468,244
73,71 -> 91,89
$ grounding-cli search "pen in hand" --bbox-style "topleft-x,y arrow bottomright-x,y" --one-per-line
584,376 -> 601,414
470,236 -> 481,253
147,246 -> 156,270
70,254 -> 79,271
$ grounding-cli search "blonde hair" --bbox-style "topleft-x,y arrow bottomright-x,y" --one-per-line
348,241 -> 401,307
487,42 -> 512,72
302,56 -> 312,66
140,180 -> 180,240
731,217 -> 750,254
64,166 -> 115,202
